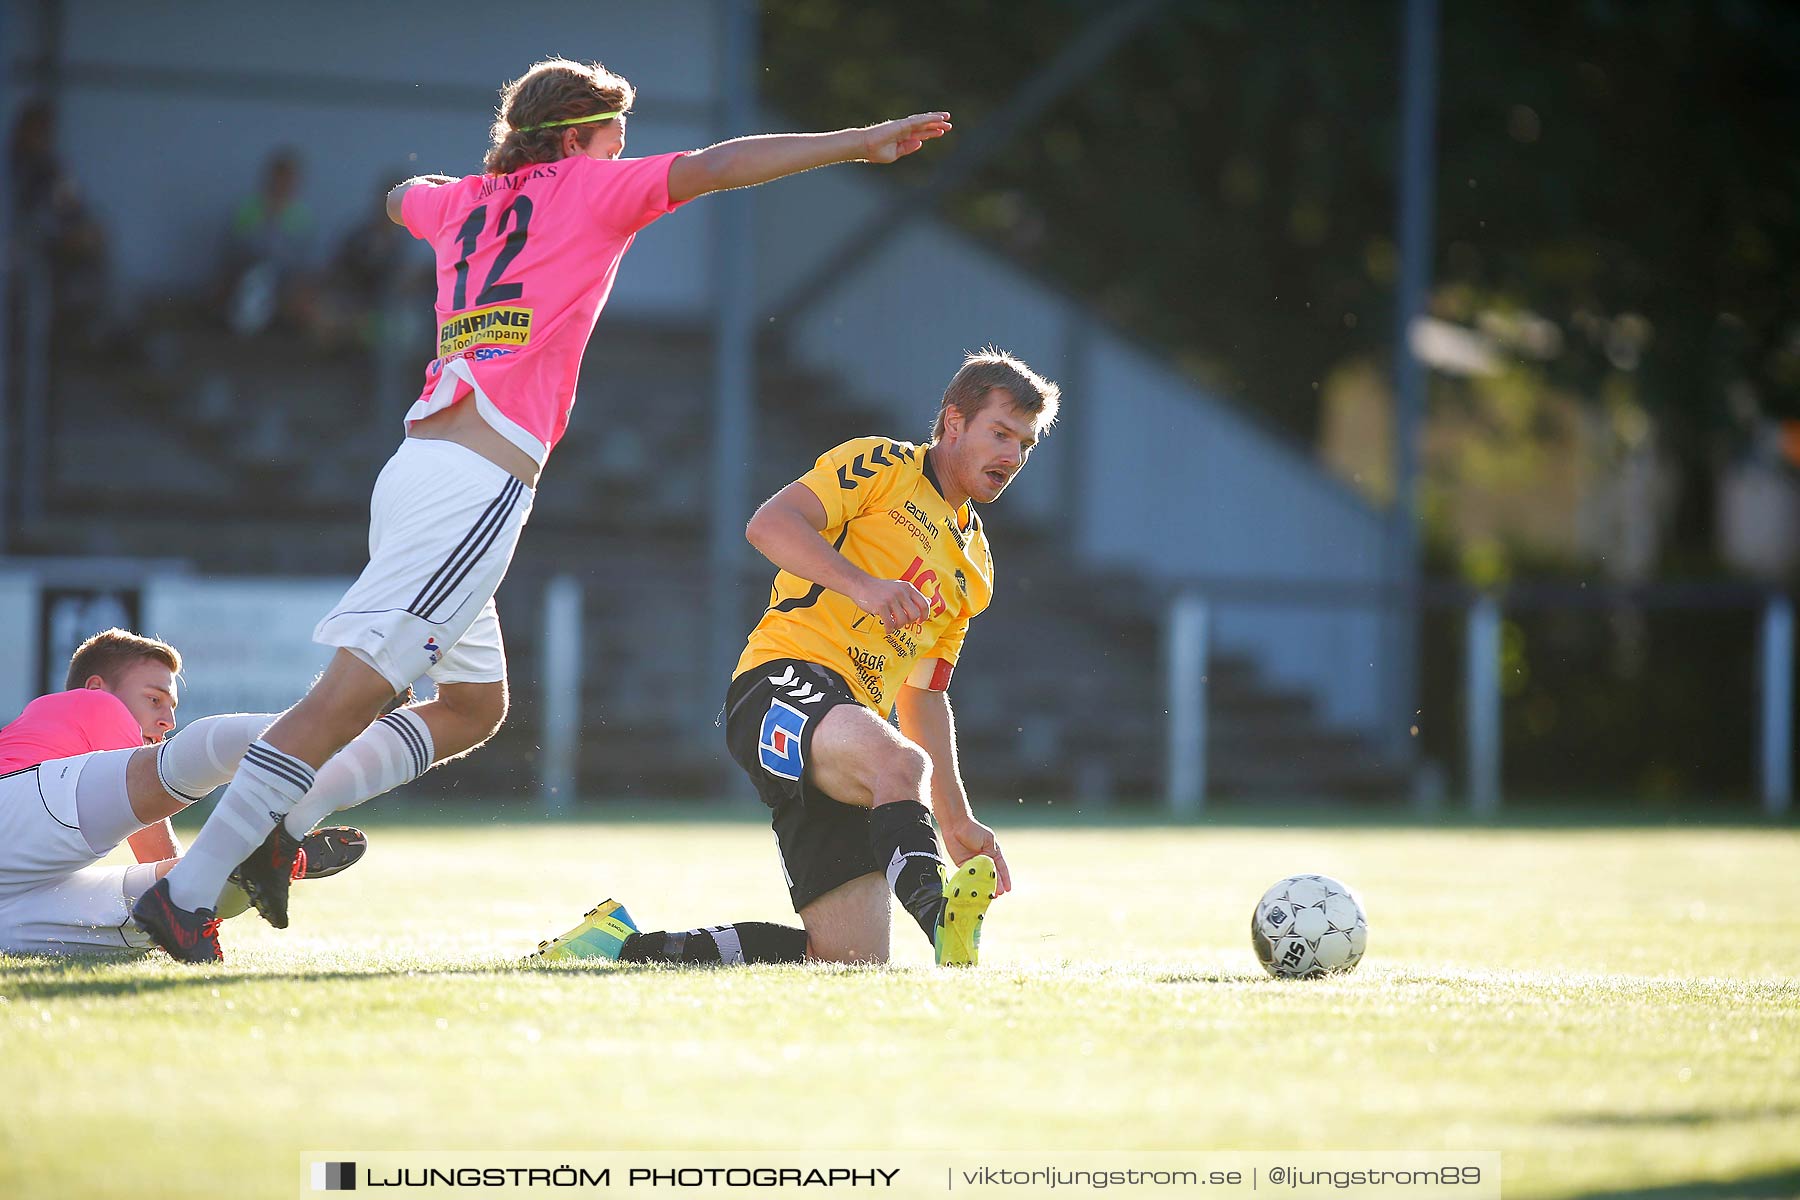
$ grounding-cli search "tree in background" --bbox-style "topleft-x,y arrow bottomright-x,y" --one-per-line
763,0 -> 1800,579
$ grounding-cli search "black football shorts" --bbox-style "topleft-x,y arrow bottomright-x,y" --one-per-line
724,658 -> 878,911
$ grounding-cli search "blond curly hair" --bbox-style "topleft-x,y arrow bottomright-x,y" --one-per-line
485,57 -> 634,176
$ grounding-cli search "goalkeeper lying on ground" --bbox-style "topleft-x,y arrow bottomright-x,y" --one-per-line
532,348 -> 1060,968
0,628 -> 366,955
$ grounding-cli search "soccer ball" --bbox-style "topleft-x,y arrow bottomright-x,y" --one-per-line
1251,874 -> 1367,978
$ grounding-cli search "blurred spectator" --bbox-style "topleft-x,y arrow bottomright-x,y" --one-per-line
313,178 -> 434,354
7,98 -> 115,345
220,147 -> 317,336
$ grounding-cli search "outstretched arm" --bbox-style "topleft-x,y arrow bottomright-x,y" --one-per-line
667,112 -> 952,205
385,175 -> 456,226
746,482 -> 934,628
894,684 -> 1010,894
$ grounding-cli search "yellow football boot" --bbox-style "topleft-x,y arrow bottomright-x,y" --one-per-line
934,855 -> 997,967
527,899 -> 639,963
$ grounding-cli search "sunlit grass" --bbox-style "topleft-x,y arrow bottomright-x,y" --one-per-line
3,818 -> 1797,1199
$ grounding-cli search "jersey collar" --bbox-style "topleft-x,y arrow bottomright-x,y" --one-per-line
922,444 -> 974,532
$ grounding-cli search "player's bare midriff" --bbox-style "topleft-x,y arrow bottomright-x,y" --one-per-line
407,399 -> 541,489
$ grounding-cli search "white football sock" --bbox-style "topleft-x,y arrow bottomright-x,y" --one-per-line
122,862 -> 160,905
156,713 -> 277,804
283,708 -> 435,838
163,740 -> 316,912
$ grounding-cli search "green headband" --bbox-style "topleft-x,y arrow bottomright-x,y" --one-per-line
516,111 -> 622,134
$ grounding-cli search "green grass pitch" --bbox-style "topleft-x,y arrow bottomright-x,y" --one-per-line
2,815 -> 1797,1199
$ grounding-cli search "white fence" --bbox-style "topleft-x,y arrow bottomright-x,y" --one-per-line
0,564 -> 587,809
1161,586 -> 1795,817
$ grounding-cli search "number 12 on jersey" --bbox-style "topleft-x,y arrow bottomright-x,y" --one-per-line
451,197 -> 533,310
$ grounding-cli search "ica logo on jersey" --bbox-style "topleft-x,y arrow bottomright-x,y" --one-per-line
898,555 -> 949,629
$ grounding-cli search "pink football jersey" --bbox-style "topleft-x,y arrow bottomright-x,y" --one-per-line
400,151 -> 690,465
0,689 -> 145,773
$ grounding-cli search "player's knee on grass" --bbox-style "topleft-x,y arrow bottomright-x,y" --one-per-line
801,875 -> 891,964
804,922 -> 890,965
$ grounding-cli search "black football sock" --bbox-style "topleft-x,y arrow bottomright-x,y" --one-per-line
619,922 -> 808,965
869,800 -> 946,941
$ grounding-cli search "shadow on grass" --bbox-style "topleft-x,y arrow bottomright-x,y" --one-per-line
240,799 -> 1799,835
1566,1165 -> 1800,1200
1556,1106 -> 1800,1128
0,959 -> 681,1000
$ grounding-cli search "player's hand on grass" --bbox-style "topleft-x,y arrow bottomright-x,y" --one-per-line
860,113 -> 952,164
855,577 -> 933,628
941,815 -> 1011,897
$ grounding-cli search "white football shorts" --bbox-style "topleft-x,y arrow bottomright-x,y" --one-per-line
0,864 -> 151,955
314,437 -> 535,693
0,754 -> 150,954
0,754 -> 107,903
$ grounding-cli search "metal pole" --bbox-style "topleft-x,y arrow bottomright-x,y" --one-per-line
1386,0 -> 1439,762
1761,595 -> 1793,817
1165,593 -> 1209,817
1057,308 -> 1090,538
15,0 -> 60,536
1466,594 -> 1501,817
705,0 -> 759,739
18,251 -> 49,527
540,575 -> 583,815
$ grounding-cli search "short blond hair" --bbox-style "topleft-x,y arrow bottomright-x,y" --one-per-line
931,348 -> 1062,441
65,628 -> 181,691
485,58 -> 634,175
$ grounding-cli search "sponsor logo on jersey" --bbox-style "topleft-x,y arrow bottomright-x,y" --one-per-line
886,507 -> 934,549
757,698 -> 809,781
423,637 -> 442,665
437,346 -> 518,367
438,304 -> 534,355
476,163 -> 558,199
426,346 -> 519,378
944,515 -> 969,549
897,556 -> 949,625
846,646 -> 887,705
846,646 -> 887,673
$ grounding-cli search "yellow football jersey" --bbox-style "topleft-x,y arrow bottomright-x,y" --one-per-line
736,436 -> 994,714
